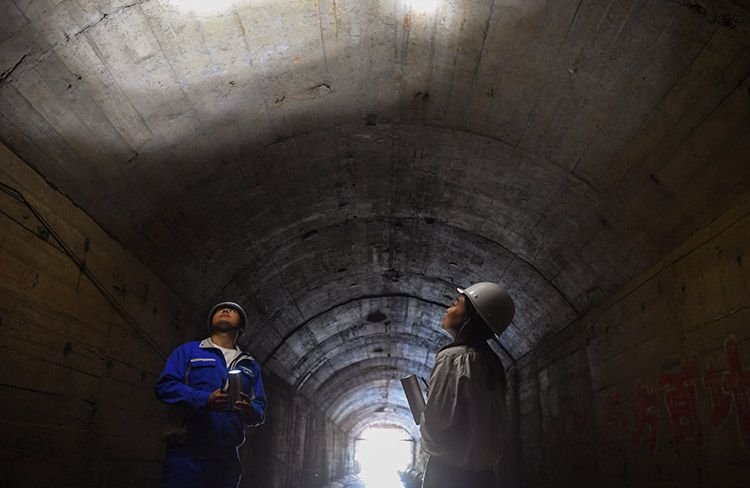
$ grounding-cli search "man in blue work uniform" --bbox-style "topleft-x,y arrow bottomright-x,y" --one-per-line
155,301 -> 267,488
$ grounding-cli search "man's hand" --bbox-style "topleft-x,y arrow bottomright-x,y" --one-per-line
207,389 -> 229,411
232,392 -> 257,423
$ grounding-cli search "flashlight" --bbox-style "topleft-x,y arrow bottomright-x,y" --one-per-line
228,370 -> 243,409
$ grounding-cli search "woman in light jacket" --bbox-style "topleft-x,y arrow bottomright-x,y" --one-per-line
420,282 -> 515,488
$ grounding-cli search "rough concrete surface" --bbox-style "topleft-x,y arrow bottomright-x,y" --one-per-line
1,0 -> 749,486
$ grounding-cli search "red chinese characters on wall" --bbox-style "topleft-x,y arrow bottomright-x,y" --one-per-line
604,391 -> 629,456
704,336 -> 750,452
659,358 -> 703,448
598,335 -> 748,457
704,350 -> 732,429
631,381 -> 659,455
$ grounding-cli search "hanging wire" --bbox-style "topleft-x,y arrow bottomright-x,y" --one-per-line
0,180 -> 167,360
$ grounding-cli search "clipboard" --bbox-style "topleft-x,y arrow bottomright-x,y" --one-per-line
400,375 -> 426,425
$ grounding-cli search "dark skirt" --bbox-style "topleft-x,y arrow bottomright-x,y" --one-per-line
422,456 -> 495,488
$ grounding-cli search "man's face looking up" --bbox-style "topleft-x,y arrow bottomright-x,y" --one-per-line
212,306 -> 241,330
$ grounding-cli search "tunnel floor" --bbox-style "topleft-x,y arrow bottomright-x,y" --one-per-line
325,473 -> 421,488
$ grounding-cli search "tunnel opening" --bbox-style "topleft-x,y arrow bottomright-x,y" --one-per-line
354,426 -> 415,487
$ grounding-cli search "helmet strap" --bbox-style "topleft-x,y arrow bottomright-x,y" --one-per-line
211,319 -> 238,331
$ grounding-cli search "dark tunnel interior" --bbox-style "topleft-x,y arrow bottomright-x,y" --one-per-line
1,0 -> 749,487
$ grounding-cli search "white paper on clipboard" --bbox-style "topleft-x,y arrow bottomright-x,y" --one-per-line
401,375 -> 426,425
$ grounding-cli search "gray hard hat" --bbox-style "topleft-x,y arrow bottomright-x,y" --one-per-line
207,301 -> 248,336
457,282 -> 515,336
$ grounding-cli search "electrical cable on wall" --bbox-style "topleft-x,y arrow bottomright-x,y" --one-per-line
0,180 -> 167,361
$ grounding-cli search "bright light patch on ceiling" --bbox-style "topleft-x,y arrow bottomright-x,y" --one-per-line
167,0 -> 236,15
406,0 -> 440,12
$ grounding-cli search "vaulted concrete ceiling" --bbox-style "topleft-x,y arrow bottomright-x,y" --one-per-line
1,0 -> 749,436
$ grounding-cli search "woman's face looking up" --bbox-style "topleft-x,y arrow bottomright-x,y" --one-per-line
442,294 -> 467,333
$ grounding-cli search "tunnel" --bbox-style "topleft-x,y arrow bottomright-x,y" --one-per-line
0,0 -> 749,487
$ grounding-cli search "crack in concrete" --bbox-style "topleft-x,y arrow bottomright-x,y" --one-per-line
308,81 -> 333,91
473,0 -> 496,76
561,0 -> 584,43
314,0 -> 330,75
0,53 -> 28,82
0,0 -> 151,85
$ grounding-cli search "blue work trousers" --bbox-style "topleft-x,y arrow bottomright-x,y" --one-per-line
161,446 -> 242,488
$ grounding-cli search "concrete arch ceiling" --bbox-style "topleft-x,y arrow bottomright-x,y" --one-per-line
349,406 -> 421,440
292,333 -> 437,392
329,379 -> 410,421
315,357 -> 433,411
281,326 -> 442,389
351,421 -> 418,443
344,402 -> 420,439
319,363 -> 426,420
261,295 -> 448,369
2,0 -> 748,435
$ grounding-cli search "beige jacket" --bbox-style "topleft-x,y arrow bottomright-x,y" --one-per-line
419,345 -> 506,470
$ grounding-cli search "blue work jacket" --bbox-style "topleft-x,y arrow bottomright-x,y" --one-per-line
155,339 -> 267,453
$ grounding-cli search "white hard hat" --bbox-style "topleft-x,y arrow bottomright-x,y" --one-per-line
457,282 -> 515,336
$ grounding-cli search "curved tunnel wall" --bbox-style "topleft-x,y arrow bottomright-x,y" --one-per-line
0,0 -> 749,486
4,140 -> 749,487
0,145 -> 349,488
